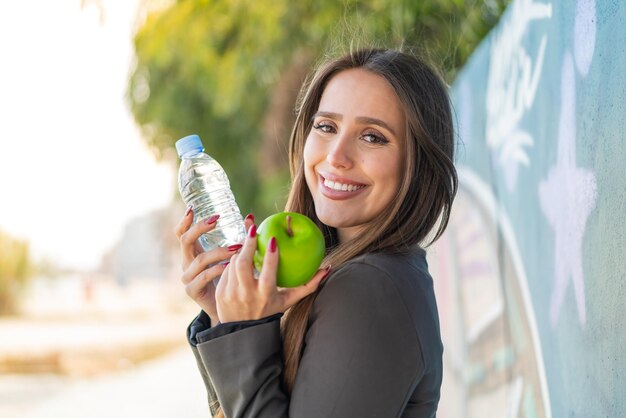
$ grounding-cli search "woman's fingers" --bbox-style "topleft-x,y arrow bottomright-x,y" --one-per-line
174,205 -> 194,239
181,245 -> 241,285
258,237 -> 279,295
243,213 -> 255,233
179,213 -> 220,269
233,224 -> 258,287
180,213 -> 220,248
184,263 -> 227,300
214,222 -> 329,322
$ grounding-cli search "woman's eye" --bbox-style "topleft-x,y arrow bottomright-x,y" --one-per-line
312,121 -> 336,134
362,132 -> 389,145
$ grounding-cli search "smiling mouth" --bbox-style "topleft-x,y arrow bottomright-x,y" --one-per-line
321,177 -> 367,192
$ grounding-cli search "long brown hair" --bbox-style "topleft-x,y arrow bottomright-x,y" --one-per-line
281,47 -> 458,390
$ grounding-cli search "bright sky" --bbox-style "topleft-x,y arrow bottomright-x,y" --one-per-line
0,1 -> 173,270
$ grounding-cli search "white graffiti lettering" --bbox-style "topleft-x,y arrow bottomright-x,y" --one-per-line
486,0 -> 552,190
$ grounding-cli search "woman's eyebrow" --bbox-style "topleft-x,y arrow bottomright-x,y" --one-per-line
313,111 -> 342,120
313,111 -> 397,136
355,116 -> 397,136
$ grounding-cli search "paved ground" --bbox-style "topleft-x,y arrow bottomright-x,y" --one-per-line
0,312 -> 192,375
0,275 -> 212,417
0,347 -> 209,418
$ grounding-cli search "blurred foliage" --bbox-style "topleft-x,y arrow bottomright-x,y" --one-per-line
128,0 -> 510,218
0,229 -> 33,315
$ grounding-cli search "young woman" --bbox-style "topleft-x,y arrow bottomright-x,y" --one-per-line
176,48 -> 457,417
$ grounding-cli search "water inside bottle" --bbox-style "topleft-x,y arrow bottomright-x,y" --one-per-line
179,154 -> 246,251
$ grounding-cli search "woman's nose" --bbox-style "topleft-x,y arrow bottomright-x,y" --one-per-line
326,134 -> 354,169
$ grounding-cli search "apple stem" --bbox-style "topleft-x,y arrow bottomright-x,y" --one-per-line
286,215 -> 293,237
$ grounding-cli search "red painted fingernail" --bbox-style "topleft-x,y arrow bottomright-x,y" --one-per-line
245,213 -> 255,222
206,214 -> 220,225
248,224 -> 257,238
322,265 -> 332,279
185,205 -> 193,216
222,261 -> 230,267
269,237 -> 277,253
227,244 -> 243,252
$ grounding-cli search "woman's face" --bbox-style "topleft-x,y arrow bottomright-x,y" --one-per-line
303,68 -> 406,243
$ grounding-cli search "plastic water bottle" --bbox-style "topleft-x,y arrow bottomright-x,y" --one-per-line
176,134 -> 247,251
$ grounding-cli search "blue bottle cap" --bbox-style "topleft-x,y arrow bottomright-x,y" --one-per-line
175,134 -> 204,158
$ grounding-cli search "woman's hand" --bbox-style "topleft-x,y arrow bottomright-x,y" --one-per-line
215,223 -> 331,323
175,207 -> 255,324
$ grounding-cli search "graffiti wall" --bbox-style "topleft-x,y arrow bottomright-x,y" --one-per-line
429,0 -> 626,416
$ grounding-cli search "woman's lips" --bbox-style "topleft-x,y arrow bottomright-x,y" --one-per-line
319,174 -> 368,200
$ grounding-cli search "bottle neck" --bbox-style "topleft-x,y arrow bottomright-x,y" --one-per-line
181,149 -> 204,159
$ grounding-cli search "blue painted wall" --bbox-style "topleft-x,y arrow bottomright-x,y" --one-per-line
429,1 -> 626,416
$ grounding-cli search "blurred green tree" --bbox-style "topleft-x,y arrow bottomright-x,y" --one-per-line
128,0 -> 509,218
0,230 -> 33,315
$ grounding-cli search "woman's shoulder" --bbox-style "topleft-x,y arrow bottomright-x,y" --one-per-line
350,247 -> 429,276
316,247 -> 436,318
332,247 -> 432,292
311,246 -> 442,358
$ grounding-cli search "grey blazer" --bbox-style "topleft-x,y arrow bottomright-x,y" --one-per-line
188,248 -> 443,418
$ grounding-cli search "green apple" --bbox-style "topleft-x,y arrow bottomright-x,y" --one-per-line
254,212 -> 325,287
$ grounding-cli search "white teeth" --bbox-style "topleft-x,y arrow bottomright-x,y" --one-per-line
323,178 -> 364,192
